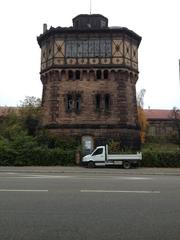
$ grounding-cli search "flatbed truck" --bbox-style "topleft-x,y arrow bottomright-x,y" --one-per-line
82,145 -> 142,169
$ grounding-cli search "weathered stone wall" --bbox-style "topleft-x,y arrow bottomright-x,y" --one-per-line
48,126 -> 141,150
41,69 -> 138,127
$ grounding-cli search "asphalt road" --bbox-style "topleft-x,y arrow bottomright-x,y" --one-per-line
0,171 -> 180,240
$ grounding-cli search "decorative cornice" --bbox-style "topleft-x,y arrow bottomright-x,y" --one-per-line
44,123 -> 140,130
37,27 -> 141,47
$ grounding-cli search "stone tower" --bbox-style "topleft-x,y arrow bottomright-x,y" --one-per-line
37,14 -> 142,152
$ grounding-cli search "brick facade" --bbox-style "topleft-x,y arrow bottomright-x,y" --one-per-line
37,14 -> 142,150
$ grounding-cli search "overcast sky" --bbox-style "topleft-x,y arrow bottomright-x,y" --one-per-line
0,0 -> 180,109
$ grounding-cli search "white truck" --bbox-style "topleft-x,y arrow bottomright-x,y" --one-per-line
82,145 -> 142,169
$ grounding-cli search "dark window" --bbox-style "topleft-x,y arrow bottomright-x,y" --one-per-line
75,95 -> 81,112
61,70 -> 66,79
68,70 -> 74,80
103,70 -> 108,79
104,94 -> 110,112
65,39 -> 112,58
95,94 -> 101,111
96,70 -> 101,80
67,95 -> 73,112
92,148 -> 103,156
75,70 -> 81,80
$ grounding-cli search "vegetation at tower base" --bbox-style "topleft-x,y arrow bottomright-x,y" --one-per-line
0,97 -> 78,166
0,96 -> 180,167
141,150 -> 180,167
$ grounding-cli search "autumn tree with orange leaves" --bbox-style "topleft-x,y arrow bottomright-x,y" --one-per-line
137,89 -> 148,144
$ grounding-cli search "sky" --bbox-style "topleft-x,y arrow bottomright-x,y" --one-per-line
0,0 -> 180,109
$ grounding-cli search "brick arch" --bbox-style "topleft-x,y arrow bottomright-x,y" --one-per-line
61,70 -> 66,80
89,70 -> 95,80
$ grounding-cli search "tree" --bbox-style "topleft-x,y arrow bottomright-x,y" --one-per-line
19,96 -> 42,136
0,108 -> 22,140
137,89 -> 148,144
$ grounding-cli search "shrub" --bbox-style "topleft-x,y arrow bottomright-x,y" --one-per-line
0,132 -> 76,166
142,150 -> 180,167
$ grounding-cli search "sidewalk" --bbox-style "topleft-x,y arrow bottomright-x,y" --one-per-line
0,166 -> 180,176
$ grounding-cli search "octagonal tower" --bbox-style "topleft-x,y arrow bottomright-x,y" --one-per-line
37,14 -> 142,151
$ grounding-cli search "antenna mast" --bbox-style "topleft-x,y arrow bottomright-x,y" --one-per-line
90,0 -> 92,14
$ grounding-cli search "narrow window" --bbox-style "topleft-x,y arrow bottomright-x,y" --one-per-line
96,70 -> 102,80
103,70 -> 108,79
104,94 -> 110,112
75,95 -> 81,112
67,95 -> 73,112
95,94 -> 101,111
68,70 -> 74,80
61,70 -> 66,80
75,70 -> 81,80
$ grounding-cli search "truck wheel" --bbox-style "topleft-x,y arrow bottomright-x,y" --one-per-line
123,161 -> 131,169
87,161 -> 95,168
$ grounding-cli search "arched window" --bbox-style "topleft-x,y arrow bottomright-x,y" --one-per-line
68,70 -> 74,80
96,70 -> 102,80
75,70 -> 81,80
103,70 -> 109,79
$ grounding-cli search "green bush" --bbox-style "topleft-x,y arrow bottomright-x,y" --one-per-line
0,100 -> 79,166
0,132 -> 76,166
142,150 -> 180,167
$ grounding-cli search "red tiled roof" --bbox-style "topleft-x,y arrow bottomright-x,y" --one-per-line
144,109 -> 173,120
0,107 -> 18,117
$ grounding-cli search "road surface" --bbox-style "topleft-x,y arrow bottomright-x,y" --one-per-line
0,171 -> 180,240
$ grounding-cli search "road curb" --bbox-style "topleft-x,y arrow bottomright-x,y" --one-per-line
0,167 -> 180,176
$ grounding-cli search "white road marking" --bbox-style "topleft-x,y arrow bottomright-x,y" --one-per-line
0,174 -> 72,179
19,175 -> 72,179
80,190 -> 160,194
0,189 -> 48,192
114,177 -> 152,180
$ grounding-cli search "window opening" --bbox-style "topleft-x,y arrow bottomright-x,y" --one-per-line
92,148 -> 103,156
67,95 -> 73,112
76,95 -> 81,112
103,70 -> 108,79
96,70 -> 102,80
75,70 -> 81,80
68,70 -> 74,80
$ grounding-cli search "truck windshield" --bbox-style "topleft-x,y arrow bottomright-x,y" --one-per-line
92,148 -> 103,156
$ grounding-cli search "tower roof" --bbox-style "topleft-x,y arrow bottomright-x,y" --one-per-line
72,14 -> 108,29
37,14 -> 141,47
